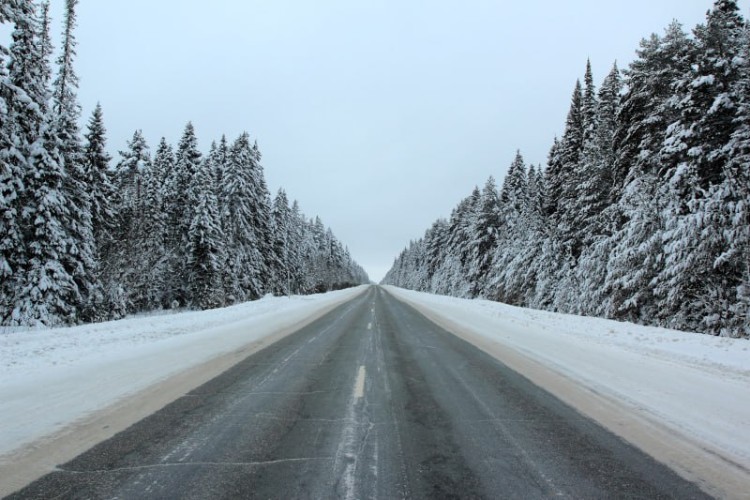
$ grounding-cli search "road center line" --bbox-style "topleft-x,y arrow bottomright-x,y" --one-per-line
354,366 -> 366,399
367,322 -> 372,330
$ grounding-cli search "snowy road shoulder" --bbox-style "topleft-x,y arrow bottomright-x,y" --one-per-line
383,286 -> 750,499
0,285 -> 367,493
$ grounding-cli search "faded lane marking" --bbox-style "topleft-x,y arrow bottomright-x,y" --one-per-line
354,366 -> 366,399
367,322 -> 372,330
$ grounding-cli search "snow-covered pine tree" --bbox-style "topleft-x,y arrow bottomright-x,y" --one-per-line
249,140 -> 275,291
50,0 -> 100,321
271,188 -> 293,295
551,80 -> 584,260
577,62 -> 621,240
111,130 -> 151,311
530,158 -> 567,312
547,63 -> 611,314
513,163 -> 547,306
492,153 -> 532,304
424,218 -> 448,292
82,103 -> 122,320
10,3 -> 82,326
445,189 -> 480,297
165,122 -> 202,307
563,63 -> 601,261
186,153 -> 225,309
572,63 -> 624,316
137,137 -> 174,310
83,104 -> 114,256
307,216 -> 328,292
324,227 -> 343,288
0,2 -> 23,321
218,132 -> 261,301
466,176 -> 500,298
288,199 -> 309,293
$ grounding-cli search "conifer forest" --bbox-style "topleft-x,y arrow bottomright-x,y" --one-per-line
384,0 -> 750,338
2,1 -> 750,339
0,0 -> 369,328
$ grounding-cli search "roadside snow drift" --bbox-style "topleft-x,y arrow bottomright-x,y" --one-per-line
384,286 -> 750,498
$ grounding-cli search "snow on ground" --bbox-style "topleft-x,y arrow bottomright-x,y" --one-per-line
384,286 -> 750,482
0,286 -> 366,457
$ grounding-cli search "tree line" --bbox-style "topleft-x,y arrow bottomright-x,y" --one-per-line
0,0 -> 368,328
383,0 -> 749,338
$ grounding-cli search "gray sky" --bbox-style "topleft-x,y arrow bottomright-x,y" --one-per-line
32,1 -> 750,281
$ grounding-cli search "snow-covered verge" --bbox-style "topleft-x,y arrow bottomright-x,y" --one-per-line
384,286 -> 750,498
0,286 -> 367,458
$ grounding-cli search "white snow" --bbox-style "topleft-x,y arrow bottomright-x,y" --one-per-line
383,286 -> 750,482
0,286 -> 366,457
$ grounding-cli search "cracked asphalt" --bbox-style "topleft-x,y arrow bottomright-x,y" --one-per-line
7,286 -> 710,499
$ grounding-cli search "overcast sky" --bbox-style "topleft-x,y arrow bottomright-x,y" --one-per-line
28,1 -> 750,281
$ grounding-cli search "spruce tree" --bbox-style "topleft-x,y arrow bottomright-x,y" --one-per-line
49,0 -> 99,321
493,153 -> 531,303
166,122 -> 202,307
136,138 -> 175,310
444,190 -> 480,297
424,219 -> 448,291
83,104 -> 115,253
111,131 -> 151,311
187,155 -> 225,309
10,3 -> 81,326
271,188 -> 293,295
578,62 -> 621,239
82,103 -> 121,320
288,200 -> 308,293
467,176 -> 500,298
52,0 -> 82,166
550,81 -> 584,259
217,133 -> 262,300
0,3 -> 22,321
249,140 -> 274,291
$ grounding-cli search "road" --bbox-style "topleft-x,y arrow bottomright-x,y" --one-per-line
7,286 -> 709,499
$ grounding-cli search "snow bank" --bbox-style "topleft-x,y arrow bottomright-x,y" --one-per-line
0,286 -> 366,457
384,286 -> 750,494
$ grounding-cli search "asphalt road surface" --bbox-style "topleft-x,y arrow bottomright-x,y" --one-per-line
7,286 -> 709,499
